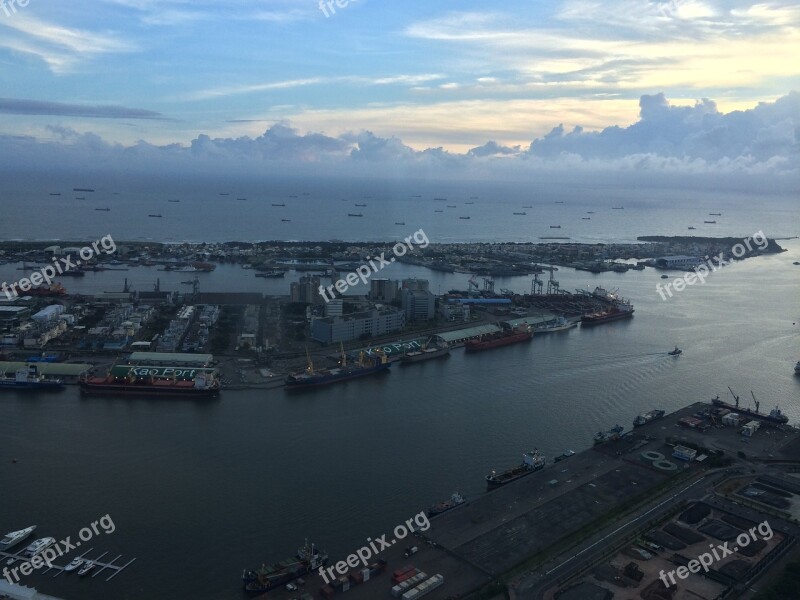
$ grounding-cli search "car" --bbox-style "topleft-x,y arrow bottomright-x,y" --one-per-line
285,583 -> 297,591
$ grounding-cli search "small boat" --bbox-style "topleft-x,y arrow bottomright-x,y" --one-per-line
549,225 -> 561,228
465,201 -> 474,205
668,346 -> 682,356
704,220 -> 716,224
74,196 -> 85,200
447,205 -> 457,208
49,193 -> 61,196
219,192 -> 230,196
554,450 -> 575,463
434,209 -> 443,213
513,212 -> 526,215
395,222 -> 405,225
168,199 -> 180,203
688,226 -> 696,230
272,203 -> 286,207
95,207 -> 110,211
347,213 -> 363,217
428,492 -> 466,517
612,206 -> 624,210
554,201 -> 564,204
709,212 -> 721,216
148,214 -> 162,218
281,219 -> 291,222
78,560 -> 95,576
522,205 -> 532,208
459,216 -> 470,220
586,211 -> 595,214
582,217 -> 591,220
354,203 -> 367,207
236,198 -> 246,201
64,558 -> 83,573
660,274 -> 668,279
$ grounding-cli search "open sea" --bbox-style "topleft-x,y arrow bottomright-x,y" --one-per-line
0,178 -> 798,599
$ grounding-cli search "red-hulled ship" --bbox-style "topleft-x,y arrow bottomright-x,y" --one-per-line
464,324 -> 532,352
79,369 -> 220,398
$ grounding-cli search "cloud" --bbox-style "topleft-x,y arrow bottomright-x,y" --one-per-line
527,91 -> 800,165
0,93 -> 796,187
0,98 -> 168,120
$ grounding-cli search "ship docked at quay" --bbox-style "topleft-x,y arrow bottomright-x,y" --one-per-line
633,409 -> 665,427
594,424 -> 625,444
285,348 -> 390,389
709,388 -> 789,425
400,339 -> 451,364
242,541 -> 328,594
79,368 -> 220,398
486,449 -> 545,489
465,324 -> 532,352
0,365 -> 64,391
580,287 -> 634,326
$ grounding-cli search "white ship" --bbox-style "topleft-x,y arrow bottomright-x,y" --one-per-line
0,526 -> 36,550
23,537 -> 55,557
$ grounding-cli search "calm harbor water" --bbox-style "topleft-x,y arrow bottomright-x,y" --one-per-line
0,237 -> 798,599
0,181 -> 798,599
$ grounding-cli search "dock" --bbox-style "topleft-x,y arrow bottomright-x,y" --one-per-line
0,546 -> 135,583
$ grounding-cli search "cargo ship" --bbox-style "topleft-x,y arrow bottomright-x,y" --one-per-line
465,324 -> 532,352
400,339 -> 450,364
428,492 -> 466,517
581,287 -> 634,325
285,348 -> 389,389
486,449 -> 545,489
0,366 -> 64,390
633,409 -> 665,427
594,424 -> 624,444
242,540 -> 328,594
79,369 -> 220,398
710,388 -> 789,425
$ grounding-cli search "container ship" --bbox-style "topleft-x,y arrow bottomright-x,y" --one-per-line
710,389 -> 789,425
428,492 -> 466,517
79,369 -> 220,398
465,324 -> 532,352
486,449 -> 545,489
594,424 -> 624,444
285,349 -> 389,389
400,339 -> 450,364
0,366 -> 64,390
633,409 -> 665,427
242,541 -> 328,594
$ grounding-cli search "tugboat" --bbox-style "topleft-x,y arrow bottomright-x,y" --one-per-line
428,492 -> 466,517
242,540 -> 328,593
668,346 -> 682,356
486,449 -> 545,489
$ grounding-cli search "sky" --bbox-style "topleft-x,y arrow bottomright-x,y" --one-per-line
0,0 -> 798,183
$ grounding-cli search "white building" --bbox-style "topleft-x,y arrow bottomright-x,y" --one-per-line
311,308 -> 405,343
